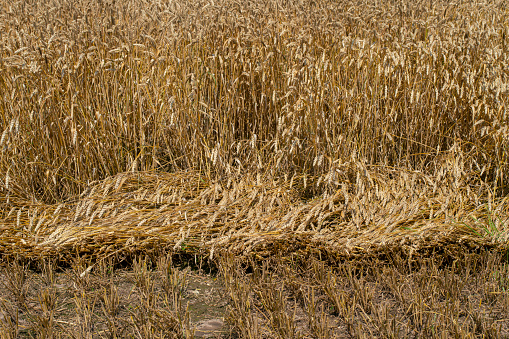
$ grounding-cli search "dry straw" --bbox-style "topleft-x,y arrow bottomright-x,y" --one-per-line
0,0 -> 508,261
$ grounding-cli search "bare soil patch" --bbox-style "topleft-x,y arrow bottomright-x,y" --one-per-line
0,249 -> 507,338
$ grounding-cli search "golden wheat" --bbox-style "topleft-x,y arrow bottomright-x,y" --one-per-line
0,0 -> 508,261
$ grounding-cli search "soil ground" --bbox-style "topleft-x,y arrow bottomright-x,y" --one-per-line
0,248 -> 508,338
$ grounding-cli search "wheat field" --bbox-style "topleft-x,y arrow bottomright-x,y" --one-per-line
0,0 -> 508,262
